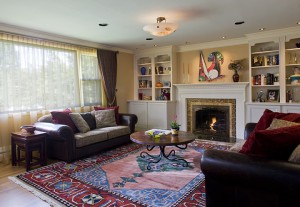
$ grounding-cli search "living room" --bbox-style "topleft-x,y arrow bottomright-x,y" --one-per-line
1,0 -> 300,206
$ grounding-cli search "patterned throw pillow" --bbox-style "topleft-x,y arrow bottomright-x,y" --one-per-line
91,109 -> 117,128
266,118 -> 300,130
69,113 -> 90,133
229,140 -> 246,152
289,145 -> 300,163
94,106 -> 120,125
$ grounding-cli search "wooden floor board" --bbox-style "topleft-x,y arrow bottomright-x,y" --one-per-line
0,163 -> 51,207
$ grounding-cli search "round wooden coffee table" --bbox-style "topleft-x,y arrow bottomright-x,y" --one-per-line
130,131 -> 196,170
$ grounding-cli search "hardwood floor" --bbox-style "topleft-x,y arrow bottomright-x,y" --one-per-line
0,163 -> 51,207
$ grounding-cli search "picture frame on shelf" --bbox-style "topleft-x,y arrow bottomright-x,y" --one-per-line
252,55 -> 263,67
266,89 -> 279,102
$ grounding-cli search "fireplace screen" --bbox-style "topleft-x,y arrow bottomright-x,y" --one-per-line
192,105 -> 230,140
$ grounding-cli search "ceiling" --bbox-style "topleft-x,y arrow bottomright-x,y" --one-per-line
0,0 -> 300,51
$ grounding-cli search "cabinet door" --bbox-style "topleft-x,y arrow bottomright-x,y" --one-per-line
246,104 -> 280,123
128,102 -> 148,131
282,106 -> 300,113
147,102 -> 168,129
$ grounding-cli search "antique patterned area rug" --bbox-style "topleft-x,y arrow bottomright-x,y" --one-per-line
9,140 -> 232,207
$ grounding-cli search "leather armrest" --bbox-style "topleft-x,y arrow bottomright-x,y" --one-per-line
34,122 -> 74,142
244,122 -> 257,139
119,113 -> 138,133
201,149 -> 300,191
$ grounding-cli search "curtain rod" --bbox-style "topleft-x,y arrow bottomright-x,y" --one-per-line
0,30 -> 119,53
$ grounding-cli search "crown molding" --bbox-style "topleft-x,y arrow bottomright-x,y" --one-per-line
0,22 -> 133,54
177,37 -> 248,52
245,26 -> 300,41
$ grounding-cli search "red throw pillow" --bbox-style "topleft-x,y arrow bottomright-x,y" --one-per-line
240,109 -> 300,154
241,125 -> 300,160
94,106 -> 120,125
51,109 -> 78,133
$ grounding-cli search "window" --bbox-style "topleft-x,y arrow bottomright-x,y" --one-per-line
80,54 -> 101,106
0,35 -> 101,113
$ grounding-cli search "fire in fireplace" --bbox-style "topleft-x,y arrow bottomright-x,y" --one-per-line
193,105 -> 230,139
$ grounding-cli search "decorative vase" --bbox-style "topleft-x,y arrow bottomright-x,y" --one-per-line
232,70 -> 239,82
171,128 -> 179,136
140,67 -> 146,75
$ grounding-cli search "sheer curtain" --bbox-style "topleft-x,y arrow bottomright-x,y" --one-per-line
0,33 -> 101,163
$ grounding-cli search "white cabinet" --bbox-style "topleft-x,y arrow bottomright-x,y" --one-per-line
134,46 -> 177,101
249,39 -> 281,103
128,100 -> 176,131
285,36 -> 300,103
246,103 -> 280,123
246,35 -> 300,123
246,103 -> 300,123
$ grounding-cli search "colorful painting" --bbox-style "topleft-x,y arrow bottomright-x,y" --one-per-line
199,51 -> 224,81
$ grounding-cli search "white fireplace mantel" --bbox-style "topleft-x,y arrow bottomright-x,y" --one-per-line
174,82 -> 249,139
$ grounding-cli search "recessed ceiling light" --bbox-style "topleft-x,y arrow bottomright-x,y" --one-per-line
146,38 -> 153,41
154,44 -> 158,47
259,28 -> 266,31
297,22 -> 300,25
99,23 -> 108,27
221,36 -> 226,39
235,21 -> 245,25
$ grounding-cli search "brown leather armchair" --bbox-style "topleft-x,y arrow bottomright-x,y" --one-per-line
201,123 -> 300,207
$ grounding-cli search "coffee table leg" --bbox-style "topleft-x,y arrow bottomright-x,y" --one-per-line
140,145 -> 189,170
161,145 -> 189,167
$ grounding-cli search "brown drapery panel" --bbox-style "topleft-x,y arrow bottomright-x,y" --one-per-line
97,49 -> 118,106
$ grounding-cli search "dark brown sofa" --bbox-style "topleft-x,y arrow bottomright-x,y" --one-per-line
201,123 -> 300,207
34,113 -> 137,163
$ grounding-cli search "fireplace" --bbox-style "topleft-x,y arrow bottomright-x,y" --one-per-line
187,98 -> 236,142
193,105 -> 230,139
174,83 -> 248,140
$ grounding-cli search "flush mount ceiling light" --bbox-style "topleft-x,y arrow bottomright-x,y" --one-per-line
143,17 -> 178,37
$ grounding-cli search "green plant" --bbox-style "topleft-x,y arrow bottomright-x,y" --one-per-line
170,115 -> 181,129
228,59 -> 244,72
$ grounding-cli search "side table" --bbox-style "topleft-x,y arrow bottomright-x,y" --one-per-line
11,131 -> 47,171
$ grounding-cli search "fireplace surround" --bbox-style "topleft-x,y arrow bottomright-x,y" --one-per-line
187,98 -> 236,142
174,83 -> 248,140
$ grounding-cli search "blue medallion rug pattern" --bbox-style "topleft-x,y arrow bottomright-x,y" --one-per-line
9,140 -> 231,207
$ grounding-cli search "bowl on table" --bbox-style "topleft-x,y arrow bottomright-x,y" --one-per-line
20,125 -> 36,134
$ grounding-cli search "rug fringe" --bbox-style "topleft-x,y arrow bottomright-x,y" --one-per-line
8,176 -> 64,207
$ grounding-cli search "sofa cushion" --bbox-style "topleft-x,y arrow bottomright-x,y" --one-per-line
94,106 -> 120,125
51,109 -> 78,133
240,125 -> 300,159
80,112 -> 96,130
38,114 -> 53,123
98,126 -> 130,139
69,113 -> 90,133
240,109 -> 300,154
92,109 -> 117,128
74,129 -> 108,148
